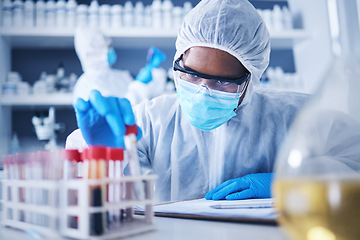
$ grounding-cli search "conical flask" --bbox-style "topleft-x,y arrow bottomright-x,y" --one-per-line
273,0 -> 360,240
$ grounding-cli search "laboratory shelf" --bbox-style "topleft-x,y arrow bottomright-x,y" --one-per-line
270,29 -> 311,48
0,93 -> 73,106
0,27 -> 310,49
0,27 -> 179,49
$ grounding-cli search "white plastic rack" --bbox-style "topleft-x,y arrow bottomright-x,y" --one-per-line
1,175 -> 157,239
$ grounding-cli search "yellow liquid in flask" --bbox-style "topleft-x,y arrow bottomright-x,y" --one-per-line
274,178 -> 360,240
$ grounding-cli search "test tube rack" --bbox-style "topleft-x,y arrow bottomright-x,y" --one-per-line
1,175 -> 157,240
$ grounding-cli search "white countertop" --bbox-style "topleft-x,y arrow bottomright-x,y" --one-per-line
0,216 -> 290,240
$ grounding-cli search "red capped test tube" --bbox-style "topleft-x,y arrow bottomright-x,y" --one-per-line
124,125 -> 144,201
87,146 -> 107,236
65,149 -> 81,179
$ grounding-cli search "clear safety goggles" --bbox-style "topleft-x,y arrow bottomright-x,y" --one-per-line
173,54 -> 250,94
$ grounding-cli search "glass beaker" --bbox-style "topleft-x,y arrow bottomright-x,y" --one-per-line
273,0 -> 360,240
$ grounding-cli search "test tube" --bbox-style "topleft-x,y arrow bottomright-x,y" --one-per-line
37,151 -> 48,226
107,147 -> 124,227
65,149 -> 81,228
2,155 -> 9,180
16,153 -> 26,222
124,125 -> 144,201
2,155 -> 11,212
24,153 -> 33,224
48,149 -> 65,231
65,149 -> 80,179
87,146 -> 107,236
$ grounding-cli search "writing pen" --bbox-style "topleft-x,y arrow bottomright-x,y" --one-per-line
210,201 -> 274,209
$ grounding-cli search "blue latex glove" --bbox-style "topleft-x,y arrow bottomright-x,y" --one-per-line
147,46 -> 166,69
74,90 -> 142,148
205,173 -> 273,200
135,65 -> 153,84
135,47 -> 166,84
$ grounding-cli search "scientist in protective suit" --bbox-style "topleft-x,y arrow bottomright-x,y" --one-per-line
67,0 -> 308,203
72,28 -> 167,106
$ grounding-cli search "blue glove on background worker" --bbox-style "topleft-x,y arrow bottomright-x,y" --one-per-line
73,90 -> 142,148
135,46 -> 166,84
205,173 -> 273,200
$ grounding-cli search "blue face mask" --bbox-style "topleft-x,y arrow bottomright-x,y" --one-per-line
175,78 -> 241,131
107,47 -> 117,67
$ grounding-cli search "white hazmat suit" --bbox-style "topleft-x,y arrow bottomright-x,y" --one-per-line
73,28 -> 133,102
73,28 -> 166,106
67,0 -> 308,203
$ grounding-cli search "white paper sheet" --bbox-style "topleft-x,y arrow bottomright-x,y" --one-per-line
137,198 -> 278,223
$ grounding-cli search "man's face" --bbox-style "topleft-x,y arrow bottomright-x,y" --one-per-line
182,46 -> 249,93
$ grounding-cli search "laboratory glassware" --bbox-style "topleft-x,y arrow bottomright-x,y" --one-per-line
273,0 -> 360,240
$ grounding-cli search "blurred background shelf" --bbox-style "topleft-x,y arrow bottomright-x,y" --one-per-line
0,93 -> 73,107
0,28 -> 179,48
0,28 -> 310,49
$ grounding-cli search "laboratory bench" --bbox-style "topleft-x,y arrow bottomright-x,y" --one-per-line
0,215 -> 290,240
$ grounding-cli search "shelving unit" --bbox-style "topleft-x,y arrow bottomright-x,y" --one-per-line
269,29 -> 310,48
0,29 -> 310,108
0,27 -> 309,49
0,0 -> 311,161
0,28 -> 179,49
0,93 -> 73,106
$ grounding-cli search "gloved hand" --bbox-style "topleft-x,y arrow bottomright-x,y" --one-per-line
74,90 -> 142,148
135,47 -> 166,84
135,65 -> 153,84
147,46 -> 166,68
205,173 -> 273,200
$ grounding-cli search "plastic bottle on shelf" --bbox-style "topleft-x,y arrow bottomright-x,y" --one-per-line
272,4 -> 283,31
88,0 -> 99,28
45,74 -> 56,93
1,0 -> 13,28
99,4 -> 111,31
162,0 -> 173,29
10,133 -> 21,154
144,5 -> 152,28
123,1 -> 133,28
46,0 -> 56,28
56,0 -> 66,28
17,81 -> 31,95
134,1 -> 144,28
24,0 -> 35,28
66,0 -> 77,29
33,72 -> 47,95
282,6 -> 293,30
183,1 -> 192,16
56,63 -> 65,82
110,4 -> 122,29
172,6 -> 183,29
68,73 -> 78,92
13,0 -> 24,28
2,72 -> 21,96
76,4 -> 88,28
35,0 -> 46,28
151,0 -> 162,29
